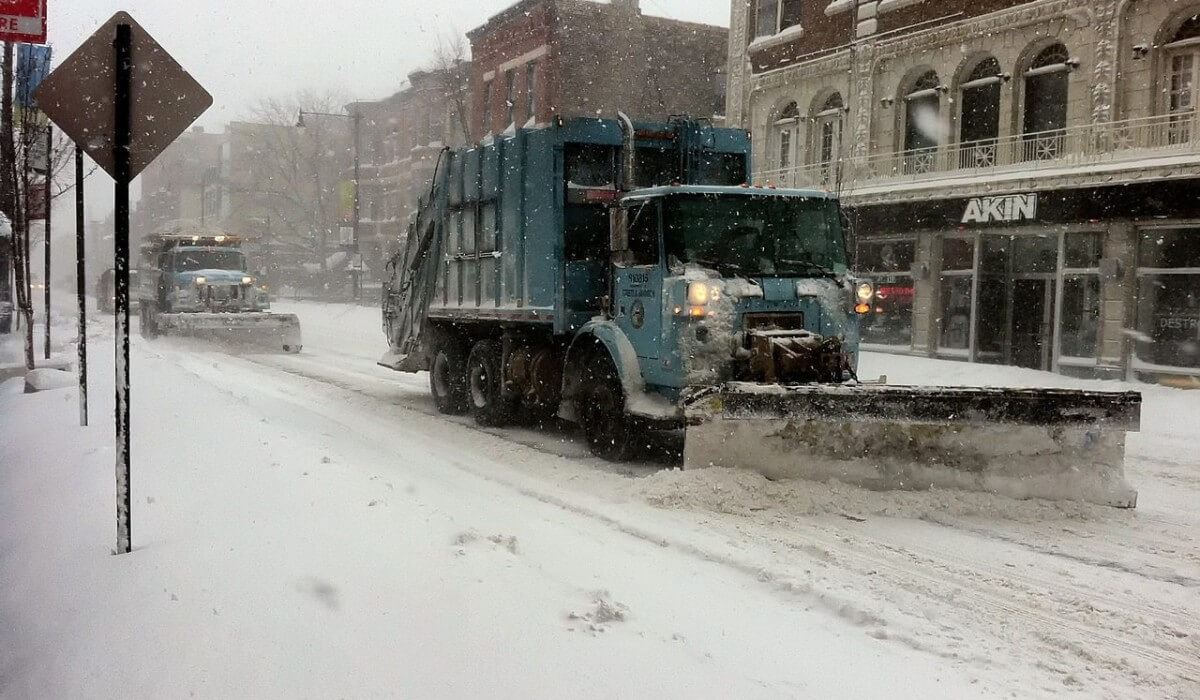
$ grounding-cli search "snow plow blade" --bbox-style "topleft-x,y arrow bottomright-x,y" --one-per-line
158,312 -> 302,353
682,383 -> 1141,508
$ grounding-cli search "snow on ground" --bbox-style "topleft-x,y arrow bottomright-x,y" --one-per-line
2,299 -> 1198,699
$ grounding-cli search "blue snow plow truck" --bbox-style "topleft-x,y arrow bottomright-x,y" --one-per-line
380,115 -> 1142,507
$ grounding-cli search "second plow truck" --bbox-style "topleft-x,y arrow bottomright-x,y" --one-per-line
381,115 -> 1141,507
137,227 -> 301,352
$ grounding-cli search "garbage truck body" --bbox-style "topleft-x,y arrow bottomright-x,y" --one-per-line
380,116 -> 1140,507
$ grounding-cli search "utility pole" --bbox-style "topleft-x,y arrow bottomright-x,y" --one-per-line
43,124 -> 50,359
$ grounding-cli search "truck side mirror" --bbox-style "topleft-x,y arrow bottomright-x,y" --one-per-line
609,207 -> 629,253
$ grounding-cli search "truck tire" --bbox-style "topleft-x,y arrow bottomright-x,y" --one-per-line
580,355 -> 637,462
430,339 -> 469,415
139,304 -> 159,340
466,339 -> 511,427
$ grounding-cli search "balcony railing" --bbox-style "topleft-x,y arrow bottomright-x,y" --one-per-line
757,110 -> 1200,193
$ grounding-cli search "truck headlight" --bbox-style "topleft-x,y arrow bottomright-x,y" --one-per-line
856,281 -> 874,302
686,281 -> 722,305
242,276 -> 253,285
194,276 -> 207,285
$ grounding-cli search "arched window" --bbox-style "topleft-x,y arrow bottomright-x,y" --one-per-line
1165,12 -> 1200,144
903,70 -> 941,174
1022,44 -> 1071,160
772,101 -> 800,170
958,57 -> 1002,168
811,92 -> 844,185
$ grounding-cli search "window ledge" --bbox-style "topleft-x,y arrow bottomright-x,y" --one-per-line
825,0 -> 855,16
748,23 -> 806,53
878,0 -> 929,13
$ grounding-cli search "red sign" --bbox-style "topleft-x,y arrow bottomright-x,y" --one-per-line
0,0 -> 46,44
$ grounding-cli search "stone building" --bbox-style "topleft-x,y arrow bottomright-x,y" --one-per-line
467,0 -> 728,140
135,125 -> 226,245
727,0 -> 1200,381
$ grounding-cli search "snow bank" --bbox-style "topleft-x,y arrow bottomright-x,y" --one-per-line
23,367 -> 75,393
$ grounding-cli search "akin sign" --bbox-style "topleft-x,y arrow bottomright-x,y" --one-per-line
961,193 -> 1039,225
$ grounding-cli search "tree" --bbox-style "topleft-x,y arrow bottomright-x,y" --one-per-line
230,90 -> 352,276
431,33 -> 472,146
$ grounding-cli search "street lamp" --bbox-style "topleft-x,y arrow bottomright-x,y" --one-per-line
296,107 -> 363,301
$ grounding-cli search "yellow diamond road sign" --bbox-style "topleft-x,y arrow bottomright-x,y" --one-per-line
33,11 -> 212,181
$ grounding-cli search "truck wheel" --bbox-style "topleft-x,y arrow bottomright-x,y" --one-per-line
580,357 -> 637,462
139,304 -> 159,340
430,339 -> 469,415
466,339 -> 511,426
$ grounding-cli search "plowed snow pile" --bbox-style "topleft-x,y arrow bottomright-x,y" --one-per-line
636,467 -> 1111,522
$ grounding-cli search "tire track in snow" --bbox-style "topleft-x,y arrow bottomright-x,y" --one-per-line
146,340 -> 1199,699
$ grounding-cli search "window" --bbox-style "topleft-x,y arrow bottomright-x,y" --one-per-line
939,236 -> 976,353
1022,44 -> 1070,161
755,0 -> 780,38
958,57 -> 1002,169
627,202 -> 659,266
754,0 -> 801,38
857,239 -> 916,347
812,93 -> 844,185
1135,228 -> 1200,371
481,80 -> 493,134
1165,13 -> 1200,144
903,70 -> 942,174
505,69 -> 516,127
772,102 -> 799,170
526,63 -> 538,124
1060,276 -> 1101,358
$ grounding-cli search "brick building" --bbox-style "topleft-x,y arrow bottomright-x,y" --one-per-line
467,0 -> 728,140
727,0 -> 1200,381
350,63 -> 471,282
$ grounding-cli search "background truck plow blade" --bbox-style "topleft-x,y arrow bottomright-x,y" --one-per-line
158,313 -> 302,352
682,384 -> 1141,508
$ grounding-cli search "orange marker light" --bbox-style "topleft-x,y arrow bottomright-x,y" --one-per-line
855,303 -> 870,314
689,306 -> 706,318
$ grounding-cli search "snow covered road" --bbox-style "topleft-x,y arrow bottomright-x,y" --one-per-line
2,300 -> 1197,699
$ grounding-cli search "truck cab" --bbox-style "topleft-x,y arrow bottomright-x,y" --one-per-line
138,235 -> 268,318
597,185 -> 867,408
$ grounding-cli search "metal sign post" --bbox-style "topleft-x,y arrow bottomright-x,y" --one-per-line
34,11 -> 212,555
75,143 -> 86,426
112,22 -> 132,555
42,123 -> 50,359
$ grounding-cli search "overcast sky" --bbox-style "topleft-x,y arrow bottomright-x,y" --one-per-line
55,0 -> 732,130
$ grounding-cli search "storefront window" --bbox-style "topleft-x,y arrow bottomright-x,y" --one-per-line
1011,234 -> 1057,273
940,277 -> 974,350
938,236 -> 975,352
856,239 -> 915,346
1064,232 -> 1103,269
1136,229 -> 1200,371
976,236 -> 1010,361
941,236 -> 975,271
1060,275 -> 1101,358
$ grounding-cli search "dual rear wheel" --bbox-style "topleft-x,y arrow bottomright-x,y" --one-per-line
428,337 -> 510,425
427,336 -> 637,460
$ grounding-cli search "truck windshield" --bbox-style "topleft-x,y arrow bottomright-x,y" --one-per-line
662,194 -> 848,277
174,249 -> 246,272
